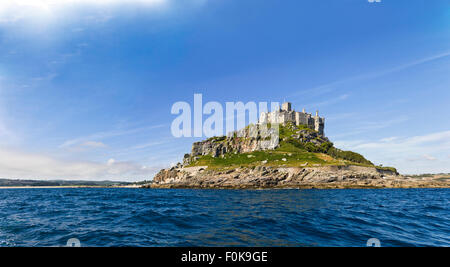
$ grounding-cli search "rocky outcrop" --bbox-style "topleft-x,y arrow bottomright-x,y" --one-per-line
184,124 -> 329,165
286,129 -> 329,145
184,126 -> 278,164
147,165 -> 449,189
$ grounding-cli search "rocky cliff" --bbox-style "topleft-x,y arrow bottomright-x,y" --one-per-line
148,165 -> 448,189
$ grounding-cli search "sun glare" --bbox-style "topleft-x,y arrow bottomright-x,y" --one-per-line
0,0 -> 169,25
0,0 -> 168,14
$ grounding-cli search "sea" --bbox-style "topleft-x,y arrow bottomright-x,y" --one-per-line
0,188 -> 448,247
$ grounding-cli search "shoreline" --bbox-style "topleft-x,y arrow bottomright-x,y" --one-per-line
0,185 -> 141,189
148,183 -> 450,190
0,184 -> 448,190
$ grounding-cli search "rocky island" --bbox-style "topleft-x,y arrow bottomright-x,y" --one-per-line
147,102 -> 449,189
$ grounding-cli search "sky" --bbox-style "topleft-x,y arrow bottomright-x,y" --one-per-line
0,0 -> 449,181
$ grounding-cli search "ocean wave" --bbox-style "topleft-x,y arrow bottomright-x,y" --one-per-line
0,188 -> 448,247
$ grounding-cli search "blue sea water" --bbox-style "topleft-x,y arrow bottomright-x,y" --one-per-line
0,188 -> 448,247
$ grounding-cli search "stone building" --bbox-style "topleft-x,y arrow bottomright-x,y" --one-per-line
259,102 -> 325,136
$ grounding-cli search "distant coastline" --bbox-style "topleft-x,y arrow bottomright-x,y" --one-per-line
0,185 -> 140,189
0,178 -> 137,189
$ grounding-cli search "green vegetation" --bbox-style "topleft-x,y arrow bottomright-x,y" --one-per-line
279,123 -> 373,165
376,166 -> 398,173
279,122 -> 313,139
188,123 -> 396,171
205,136 -> 226,142
189,150 -> 327,169
326,147 -> 373,165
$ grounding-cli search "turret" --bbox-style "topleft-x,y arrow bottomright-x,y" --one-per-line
281,102 -> 292,112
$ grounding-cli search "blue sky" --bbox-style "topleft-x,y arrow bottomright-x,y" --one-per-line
0,0 -> 449,180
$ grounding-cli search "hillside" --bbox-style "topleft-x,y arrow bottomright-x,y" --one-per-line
184,123 -> 396,173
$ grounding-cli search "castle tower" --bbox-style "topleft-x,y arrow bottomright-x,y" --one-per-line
258,101 -> 325,136
281,102 -> 291,112
314,110 -> 324,136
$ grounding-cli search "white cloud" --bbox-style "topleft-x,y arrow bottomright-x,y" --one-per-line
0,0 -> 167,12
380,136 -> 398,142
80,141 -> 107,148
0,0 -> 168,24
59,124 -> 166,148
0,147 -> 159,181
304,94 -> 349,109
335,130 -> 450,174
291,51 -> 450,99
336,130 -> 450,152
62,140 -> 108,152
332,116 -> 409,138
0,120 -> 17,144
130,140 -> 168,150
422,154 -> 437,161
107,158 -> 115,166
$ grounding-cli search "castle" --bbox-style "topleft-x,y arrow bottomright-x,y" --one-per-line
259,102 -> 325,136
182,101 -> 326,164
